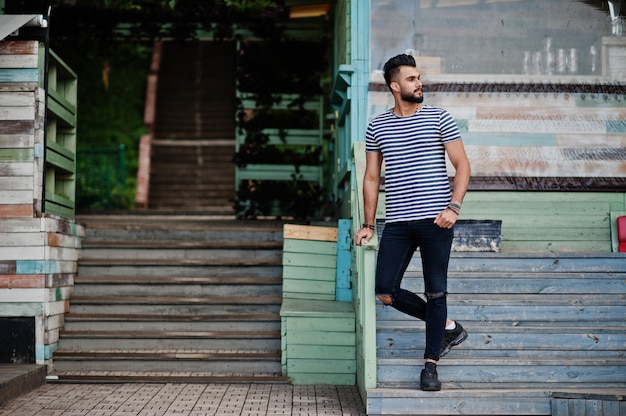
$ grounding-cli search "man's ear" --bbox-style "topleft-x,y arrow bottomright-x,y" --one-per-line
390,81 -> 400,93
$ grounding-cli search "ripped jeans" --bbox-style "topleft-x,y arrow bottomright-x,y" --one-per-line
375,220 -> 454,361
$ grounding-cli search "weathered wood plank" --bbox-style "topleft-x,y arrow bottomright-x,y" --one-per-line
0,106 -> 35,120
377,358 -> 626,385
0,148 -> 33,161
398,274 -> 626,294
283,224 -> 337,242
0,41 -> 38,55
287,358 -> 355,373
287,345 -> 355,360
0,190 -> 34,204
0,92 -> 35,106
0,302 -> 43,316
283,266 -> 335,281
283,279 -> 335,297
0,120 -> 34,134
0,204 -> 33,218
286,330 -> 355,346
284,316 -> 354,332
281,298 -> 355,317
288,372 -> 355,385
283,239 -> 337,255
283,252 -> 336,268
0,274 -> 45,289
0,68 -> 38,83
0,54 -> 37,70
0,177 -> 33,190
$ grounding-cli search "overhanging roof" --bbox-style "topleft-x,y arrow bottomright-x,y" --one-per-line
0,15 -> 47,41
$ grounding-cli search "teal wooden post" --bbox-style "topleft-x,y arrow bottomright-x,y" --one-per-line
336,219 -> 352,301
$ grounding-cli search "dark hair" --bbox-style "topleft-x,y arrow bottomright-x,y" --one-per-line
383,54 -> 416,89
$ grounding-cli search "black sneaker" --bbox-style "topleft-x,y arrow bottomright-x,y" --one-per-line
440,322 -> 468,358
420,362 -> 441,391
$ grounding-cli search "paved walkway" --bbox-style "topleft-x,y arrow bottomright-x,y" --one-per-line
0,383 -> 367,416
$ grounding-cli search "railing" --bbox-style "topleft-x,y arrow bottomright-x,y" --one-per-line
43,49 -> 78,217
76,146 -> 126,209
351,141 -> 379,390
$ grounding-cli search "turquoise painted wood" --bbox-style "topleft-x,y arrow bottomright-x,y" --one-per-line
335,219 -> 352,301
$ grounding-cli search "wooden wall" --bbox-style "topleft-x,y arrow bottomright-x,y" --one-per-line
0,40 -> 83,369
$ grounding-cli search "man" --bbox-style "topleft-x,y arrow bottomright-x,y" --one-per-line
355,54 -> 471,391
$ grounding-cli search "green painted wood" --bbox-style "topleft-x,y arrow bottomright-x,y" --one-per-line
282,279 -> 335,296
282,265 -> 335,281
284,316 -> 354,332
237,164 -> 322,182
286,330 -> 355,346
0,303 -> 44,316
283,239 -> 337,255
288,372 -> 355,385
282,291 -> 335,301
286,344 -> 355,360
287,358 -> 355,374
0,148 -> 32,161
280,298 -> 355,317
283,252 -> 336,268
47,93 -> 76,127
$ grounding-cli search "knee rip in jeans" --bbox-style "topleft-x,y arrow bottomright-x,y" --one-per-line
425,291 -> 446,300
377,294 -> 393,305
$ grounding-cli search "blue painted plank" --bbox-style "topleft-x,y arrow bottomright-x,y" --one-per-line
336,219 -> 352,301
0,68 -> 38,83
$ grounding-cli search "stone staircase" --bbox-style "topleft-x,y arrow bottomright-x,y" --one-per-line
52,215 -> 289,383
367,253 -> 626,415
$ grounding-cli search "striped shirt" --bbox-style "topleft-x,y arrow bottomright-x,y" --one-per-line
365,105 -> 462,223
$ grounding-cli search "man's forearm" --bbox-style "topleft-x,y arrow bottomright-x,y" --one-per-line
363,177 -> 380,225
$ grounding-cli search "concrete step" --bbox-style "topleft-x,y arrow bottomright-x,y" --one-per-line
0,364 -> 46,406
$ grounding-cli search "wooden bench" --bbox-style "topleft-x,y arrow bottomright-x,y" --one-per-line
280,224 -> 356,385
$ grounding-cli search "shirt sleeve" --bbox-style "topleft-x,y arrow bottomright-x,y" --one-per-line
365,122 -> 381,152
439,109 -> 462,143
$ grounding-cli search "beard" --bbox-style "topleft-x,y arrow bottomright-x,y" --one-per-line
400,89 -> 424,104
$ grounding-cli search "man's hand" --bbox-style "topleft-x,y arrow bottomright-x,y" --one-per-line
434,208 -> 458,229
355,227 -> 374,246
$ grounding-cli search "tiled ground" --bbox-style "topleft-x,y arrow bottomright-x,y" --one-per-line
0,383 -> 366,416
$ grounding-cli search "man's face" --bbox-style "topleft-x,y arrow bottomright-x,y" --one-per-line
393,66 -> 423,104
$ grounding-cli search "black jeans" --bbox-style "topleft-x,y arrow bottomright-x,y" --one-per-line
375,220 -> 454,361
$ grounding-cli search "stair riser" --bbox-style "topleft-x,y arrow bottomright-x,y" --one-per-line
77,265 -> 282,278
72,284 -> 282,298
81,248 -> 282,261
58,338 -> 281,350
54,359 -> 281,373
68,304 -> 281,315
376,331 -> 626,359
64,321 -> 281,332
367,393 -> 552,416
84,229 -> 283,243
376,363 -> 626,385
